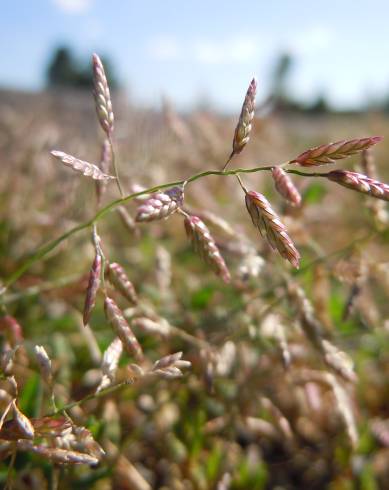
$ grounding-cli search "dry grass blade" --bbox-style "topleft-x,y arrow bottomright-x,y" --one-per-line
245,190 -> 300,268
51,151 -> 115,181
271,167 -> 301,206
104,297 -> 143,361
92,53 -> 114,135
290,136 -> 383,166
184,215 -> 231,283
326,170 -> 389,201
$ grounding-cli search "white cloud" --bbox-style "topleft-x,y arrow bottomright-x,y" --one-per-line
148,35 -> 261,65
289,26 -> 334,56
147,36 -> 182,61
52,0 -> 94,14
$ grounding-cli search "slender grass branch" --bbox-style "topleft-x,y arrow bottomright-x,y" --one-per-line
0,163 -> 361,293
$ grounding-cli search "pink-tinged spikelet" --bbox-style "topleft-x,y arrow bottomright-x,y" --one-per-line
104,297 -> 143,361
245,191 -> 300,268
51,151 -> 114,181
290,136 -> 382,166
83,253 -> 102,326
233,78 -> 257,156
0,315 -> 23,346
135,186 -> 184,222
106,262 -> 138,305
224,78 -> 257,170
92,53 -> 114,135
271,167 -> 301,206
326,170 -> 389,201
184,215 -> 231,283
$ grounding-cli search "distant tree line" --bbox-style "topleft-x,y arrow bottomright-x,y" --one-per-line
46,46 -> 118,90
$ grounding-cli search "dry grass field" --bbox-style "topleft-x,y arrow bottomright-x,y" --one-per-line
0,79 -> 388,489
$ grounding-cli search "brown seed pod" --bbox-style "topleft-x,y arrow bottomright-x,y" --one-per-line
104,297 -> 143,361
135,186 -> 184,222
83,253 -> 102,326
326,170 -> 389,201
184,215 -> 231,283
106,262 -> 138,305
92,53 -> 114,135
245,190 -> 300,269
290,136 -> 382,166
51,151 -> 114,181
271,167 -> 301,206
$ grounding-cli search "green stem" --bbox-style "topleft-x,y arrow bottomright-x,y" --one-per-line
0,164 -> 346,293
46,380 -> 132,417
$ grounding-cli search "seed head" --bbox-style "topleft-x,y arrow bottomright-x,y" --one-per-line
106,262 -> 138,305
245,191 -> 300,268
326,170 -> 389,201
83,253 -> 102,326
184,215 -> 231,283
104,297 -> 143,361
291,136 -> 382,166
51,151 -> 114,181
12,400 -> 35,439
224,77 -> 257,170
92,53 -> 114,135
271,167 -> 301,206
135,186 -> 184,222
34,345 -> 53,386
97,337 -> 123,392
233,78 -> 257,155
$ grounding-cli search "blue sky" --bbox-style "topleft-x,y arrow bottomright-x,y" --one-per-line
1,0 -> 389,110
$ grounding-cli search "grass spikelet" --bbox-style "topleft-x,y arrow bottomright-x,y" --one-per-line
97,337 -> 123,392
51,151 -> 115,181
224,77 -> 257,170
326,374 -> 358,448
104,297 -> 143,361
326,170 -> 389,201
184,215 -> 231,283
106,262 -> 138,305
17,441 -> 99,466
135,186 -> 184,222
131,317 -> 171,337
321,339 -> 356,383
92,53 -> 114,136
34,345 -> 53,386
290,136 -> 383,166
0,316 -> 23,346
83,253 -> 102,326
245,190 -> 300,268
271,167 -> 301,206
152,351 -> 191,378
12,400 -> 35,439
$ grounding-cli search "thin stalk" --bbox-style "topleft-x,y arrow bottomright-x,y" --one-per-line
0,163 -> 364,293
108,135 -> 124,198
